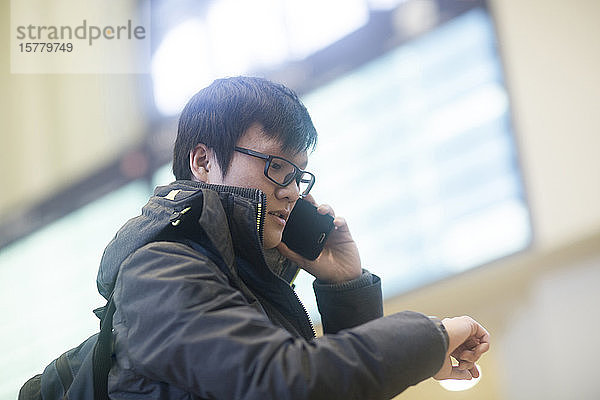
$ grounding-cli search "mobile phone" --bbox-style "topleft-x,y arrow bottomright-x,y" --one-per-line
282,198 -> 334,260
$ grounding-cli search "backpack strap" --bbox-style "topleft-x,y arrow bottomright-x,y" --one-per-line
92,294 -> 115,400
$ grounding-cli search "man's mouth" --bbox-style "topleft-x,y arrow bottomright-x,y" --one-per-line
268,210 -> 289,225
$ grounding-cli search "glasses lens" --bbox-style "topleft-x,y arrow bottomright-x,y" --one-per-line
298,172 -> 314,196
267,157 -> 314,196
267,157 -> 297,186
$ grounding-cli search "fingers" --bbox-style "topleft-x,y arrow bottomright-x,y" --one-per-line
455,349 -> 477,363
434,358 -> 480,381
302,193 -> 335,217
332,217 -> 351,234
462,337 -> 481,349
454,342 -> 490,363
456,316 -> 490,342
302,193 -> 317,205
457,359 -> 475,371
315,203 -> 350,232
443,316 -> 491,355
301,195 -> 348,230
316,203 -> 335,218
445,366 -> 473,380
471,319 -> 491,345
457,360 -> 481,380
437,316 -> 489,382
447,362 -> 481,380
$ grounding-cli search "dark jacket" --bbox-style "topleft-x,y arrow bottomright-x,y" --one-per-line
97,181 -> 447,400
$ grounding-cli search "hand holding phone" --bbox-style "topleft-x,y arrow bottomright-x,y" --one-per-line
278,196 -> 362,283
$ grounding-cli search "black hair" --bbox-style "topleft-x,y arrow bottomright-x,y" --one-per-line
173,76 -> 318,180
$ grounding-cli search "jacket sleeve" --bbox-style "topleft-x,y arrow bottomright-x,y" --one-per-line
114,241 -> 447,400
313,269 -> 384,334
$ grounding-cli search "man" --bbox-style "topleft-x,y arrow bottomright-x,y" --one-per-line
97,76 -> 489,399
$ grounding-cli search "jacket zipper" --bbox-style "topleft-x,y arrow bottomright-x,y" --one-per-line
256,201 -> 264,245
292,287 -> 316,338
253,192 -> 315,338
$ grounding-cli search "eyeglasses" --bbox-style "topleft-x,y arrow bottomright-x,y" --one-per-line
234,147 -> 315,197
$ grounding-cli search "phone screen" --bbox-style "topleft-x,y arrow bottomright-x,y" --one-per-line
281,198 -> 334,260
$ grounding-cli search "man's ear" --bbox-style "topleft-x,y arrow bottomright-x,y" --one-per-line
189,144 -> 212,182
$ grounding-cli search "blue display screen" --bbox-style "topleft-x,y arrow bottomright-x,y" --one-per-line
294,8 -> 531,313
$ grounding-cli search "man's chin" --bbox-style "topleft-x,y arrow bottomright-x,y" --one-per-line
266,231 -> 286,249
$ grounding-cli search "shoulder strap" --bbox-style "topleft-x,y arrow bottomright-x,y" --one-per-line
92,294 -> 115,400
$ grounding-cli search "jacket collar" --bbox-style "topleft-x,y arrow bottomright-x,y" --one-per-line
186,181 -> 299,285
97,180 -> 297,300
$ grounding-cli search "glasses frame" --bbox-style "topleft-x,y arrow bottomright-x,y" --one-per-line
234,147 -> 315,197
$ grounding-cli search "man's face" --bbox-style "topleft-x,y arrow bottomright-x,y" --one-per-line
207,123 -> 308,249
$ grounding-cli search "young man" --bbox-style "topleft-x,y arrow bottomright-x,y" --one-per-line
97,76 -> 489,399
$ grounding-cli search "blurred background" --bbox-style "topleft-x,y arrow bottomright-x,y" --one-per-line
1,0 -> 599,399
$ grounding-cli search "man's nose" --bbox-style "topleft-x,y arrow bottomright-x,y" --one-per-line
276,179 -> 301,201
